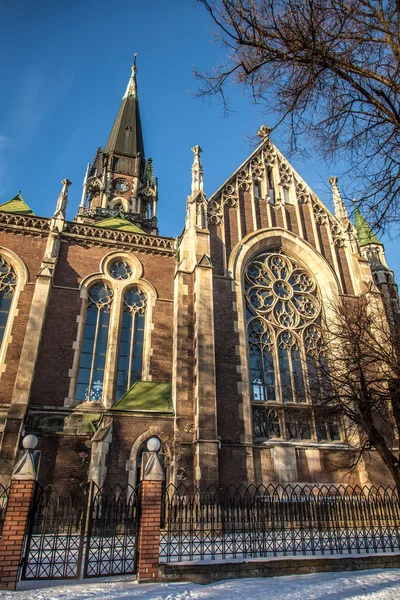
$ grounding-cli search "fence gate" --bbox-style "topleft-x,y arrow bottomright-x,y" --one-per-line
21,483 -> 141,581
21,484 -> 87,580
84,484 -> 140,577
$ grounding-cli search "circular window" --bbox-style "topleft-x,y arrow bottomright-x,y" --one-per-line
109,260 -> 133,280
114,179 -> 129,193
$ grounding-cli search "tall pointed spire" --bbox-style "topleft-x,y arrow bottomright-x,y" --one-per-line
329,176 -> 349,225
104,55 -> 144,157
76,57 -> 158,235
191,145 -> 204,194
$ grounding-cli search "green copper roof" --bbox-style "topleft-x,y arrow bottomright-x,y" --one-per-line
94,215 -> 144,234
111,381 -> 173,413
0,193 -> 35,216
354,208 -> 382,247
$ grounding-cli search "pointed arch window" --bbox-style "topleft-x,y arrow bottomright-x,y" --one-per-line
0,257 -> 17,350
245,250 -> 341,443
76,283 -> 113,402
115,287 -> 147,400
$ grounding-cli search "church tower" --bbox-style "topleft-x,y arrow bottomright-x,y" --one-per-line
76,57 -> 158,235
354,206 -> 400,328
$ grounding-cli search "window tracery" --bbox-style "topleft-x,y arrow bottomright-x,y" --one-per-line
0,257 -> 17,350
76,283 -> 113,402
246,250 -> 340,444
116,287 -> 147,400
109,259 -> 133,280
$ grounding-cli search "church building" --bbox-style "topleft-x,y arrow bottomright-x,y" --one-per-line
0,62 -> 398,490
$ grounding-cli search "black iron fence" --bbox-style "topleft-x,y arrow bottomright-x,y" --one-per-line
160,484 -> 400,562
0,484 -> 10,538
21,483 -> 140,580
85,484 -> 140,577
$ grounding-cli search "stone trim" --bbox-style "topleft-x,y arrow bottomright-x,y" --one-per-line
0,247 -> 28,376
66,253 -> 157,409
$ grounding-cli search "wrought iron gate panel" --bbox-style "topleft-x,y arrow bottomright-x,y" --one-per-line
84,484 -> 140,577
21,484 -> 87,580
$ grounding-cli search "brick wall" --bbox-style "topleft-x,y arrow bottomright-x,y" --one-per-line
0,479 -> 35,590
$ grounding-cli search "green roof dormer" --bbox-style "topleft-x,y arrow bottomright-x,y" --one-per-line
93,215 -> 145,234
0,192 -> 35,216
354,207 -> 382,247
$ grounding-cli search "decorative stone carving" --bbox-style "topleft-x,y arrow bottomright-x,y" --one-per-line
257,125 -> 272,139
251,156 -> 264,179
237,169 -> 251,192
207,200 -> 223,225
313,202 -> 327,225
63,222 -> 175,253
295,181 -> 310,204
331,223 -> 345,247
262,141 -> 277,166
278,161 -> 292,188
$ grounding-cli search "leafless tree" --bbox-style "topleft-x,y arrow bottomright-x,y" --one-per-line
312,291 -> 400,491
197,0 -> 400,231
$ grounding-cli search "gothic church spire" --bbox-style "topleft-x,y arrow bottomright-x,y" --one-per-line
104,55 -> 144,157
76,57 -> 158,235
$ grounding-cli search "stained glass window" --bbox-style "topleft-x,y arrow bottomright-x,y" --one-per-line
115,287 -> 147,400
109,260 -> 133,280
76,283 -> 113,402
0,257 -> 17,349
246,250 -> 340,442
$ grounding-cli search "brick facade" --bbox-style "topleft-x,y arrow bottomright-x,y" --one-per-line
0,479 -> 35,590
0,80 -> 398,495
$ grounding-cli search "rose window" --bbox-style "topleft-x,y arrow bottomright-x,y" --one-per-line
245,251 -> 337,443
245,252 -> 320,330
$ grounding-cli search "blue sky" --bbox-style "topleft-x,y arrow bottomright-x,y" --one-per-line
0,0 -> 398,279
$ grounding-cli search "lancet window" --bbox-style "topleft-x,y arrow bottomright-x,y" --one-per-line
245,250 -> 340,443
76,283 -> 113,402
115,287 -> 147,400
72,255 -> 150,406
0,257 -> 17,350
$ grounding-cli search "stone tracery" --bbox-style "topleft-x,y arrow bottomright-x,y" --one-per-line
245,250 -> 336,443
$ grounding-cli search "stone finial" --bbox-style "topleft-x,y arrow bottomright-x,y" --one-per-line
123,53 -> 138,99
257,125 -> 272,139
79,163 -> 91,208
11,449 -> 37,481
142,451 -> 165,481
329,175 -> 349,224
53,178 -> 72,219
191,144 -> 204,194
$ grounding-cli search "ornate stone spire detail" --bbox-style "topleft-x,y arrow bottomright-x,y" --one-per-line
329,176 -> 349,225
191,145 -> 204,194
123,54 -> 138,99
257,125 -> 272,139
53,179 -> 71,221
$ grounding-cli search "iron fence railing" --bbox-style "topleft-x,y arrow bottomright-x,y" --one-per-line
160,483 -> 400,562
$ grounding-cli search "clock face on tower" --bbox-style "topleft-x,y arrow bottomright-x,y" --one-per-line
114,179 -> 130,193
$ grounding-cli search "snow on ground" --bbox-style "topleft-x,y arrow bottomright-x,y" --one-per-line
0,569 -> 400,600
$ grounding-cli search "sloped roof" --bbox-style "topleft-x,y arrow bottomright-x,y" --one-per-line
93,215 -> 144,233
111,381 -> 173,413
0,193 -> 35,216
354,208 -> 382,247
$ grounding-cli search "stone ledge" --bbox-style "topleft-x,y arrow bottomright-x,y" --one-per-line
159,552 -> 400,585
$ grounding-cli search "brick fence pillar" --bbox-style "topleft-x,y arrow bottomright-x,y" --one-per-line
0,449 -> 37,590
137,446 -> 164,583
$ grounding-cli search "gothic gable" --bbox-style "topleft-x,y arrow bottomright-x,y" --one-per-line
207,134 -> 356,295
